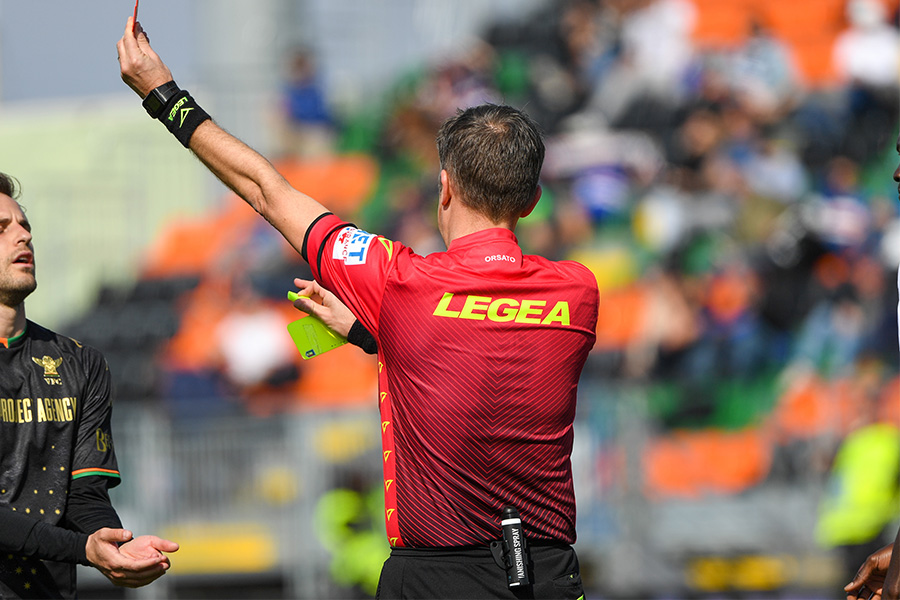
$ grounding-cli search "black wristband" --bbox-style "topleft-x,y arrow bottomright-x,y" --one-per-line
142,80 -> 180,119
347,320 -> 378,355
159,91 -> 211,148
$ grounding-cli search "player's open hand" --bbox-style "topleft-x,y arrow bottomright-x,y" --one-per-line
117,16 -> 173,98
119,534 -> 179,567
845,543 -> 893,600
292,278 -> 357,338
85,528 -> 176,588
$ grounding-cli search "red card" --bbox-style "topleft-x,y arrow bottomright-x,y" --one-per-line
132,0 -> 139,32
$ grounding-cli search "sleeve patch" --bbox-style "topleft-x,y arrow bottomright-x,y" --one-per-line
332,227 -> 377,265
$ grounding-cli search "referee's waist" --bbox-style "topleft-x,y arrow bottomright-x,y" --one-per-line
391,540 -> 570,559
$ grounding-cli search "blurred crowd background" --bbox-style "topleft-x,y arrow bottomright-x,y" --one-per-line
1,0 -> 899,598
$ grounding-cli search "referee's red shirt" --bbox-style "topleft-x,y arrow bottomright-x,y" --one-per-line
304,214 -> 599,548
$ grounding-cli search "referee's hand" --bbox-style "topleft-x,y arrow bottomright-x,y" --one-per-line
117,16 -> 173,99
292,278 -> 357,338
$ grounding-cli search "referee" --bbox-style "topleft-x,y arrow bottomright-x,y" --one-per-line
0,174 -> 178,598
118,17 -> 597,599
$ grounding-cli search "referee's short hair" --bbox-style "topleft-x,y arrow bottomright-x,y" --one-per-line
0,172 -> 20,199
436,104 -> 544,224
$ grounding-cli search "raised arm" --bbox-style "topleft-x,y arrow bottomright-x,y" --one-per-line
116,17 -> 328,257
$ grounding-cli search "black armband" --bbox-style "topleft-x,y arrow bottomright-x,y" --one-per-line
158,91 -> 211,147
142,80 -> 181,119
347,320 -> 378,355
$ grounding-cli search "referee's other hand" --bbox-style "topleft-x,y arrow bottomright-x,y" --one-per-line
292,278 -> 357,338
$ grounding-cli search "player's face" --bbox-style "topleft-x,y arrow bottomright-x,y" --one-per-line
0,193 -> 36,306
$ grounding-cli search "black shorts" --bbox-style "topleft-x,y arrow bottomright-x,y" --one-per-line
376,543 -> 585,600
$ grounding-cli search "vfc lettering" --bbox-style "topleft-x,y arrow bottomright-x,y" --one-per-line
433,292 -> 570,326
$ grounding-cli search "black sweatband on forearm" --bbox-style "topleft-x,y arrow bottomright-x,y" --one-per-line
0,508 -> 90,565
23,522 -> 91,566
158,90 -> 211,148
65,476 -> 123,535
347,320 -> 378,355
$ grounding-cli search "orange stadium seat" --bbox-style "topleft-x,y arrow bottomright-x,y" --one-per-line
291,341 -> 378,408
690,0 -> 753,47
593,284 -> 650,351
771,372 -> 877,441
141,155 -> 378,278
643,427 -> 772,498
687,0 -> 849,86
758,0 -> 845,85
795,36 -> 842,87
758,0 -> 844,41
275,154 -> 378,218
162,276 -> 235,372
699,428 -> 771,494
643,433 -> 701,498
771,372 -> 832,441
878,375 -> 900,425
141,195 -> 259,278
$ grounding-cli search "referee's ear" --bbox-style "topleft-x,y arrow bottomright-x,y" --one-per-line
520,185 -> 542,218
439,170 -> 453,208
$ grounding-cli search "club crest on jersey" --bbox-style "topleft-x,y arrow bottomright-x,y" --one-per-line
332,227 -> 376,265
32,355 -> 63,385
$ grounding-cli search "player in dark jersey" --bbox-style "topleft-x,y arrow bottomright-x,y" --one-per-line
118,17 -> 596,599
0,173 -> 178,599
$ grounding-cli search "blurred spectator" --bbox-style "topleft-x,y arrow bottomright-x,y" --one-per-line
729,18 -> 805,124
832,0 -> 900,163
277,47 -> 336,159
833,0 -> 900,91
808,156 -> 874,250
589,0 -> 697,127
417,41 -> 502,123
214,277 -> 300,415
159,274 -> 238,419
791,282 -> 869,377
742,134 -> 808,204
